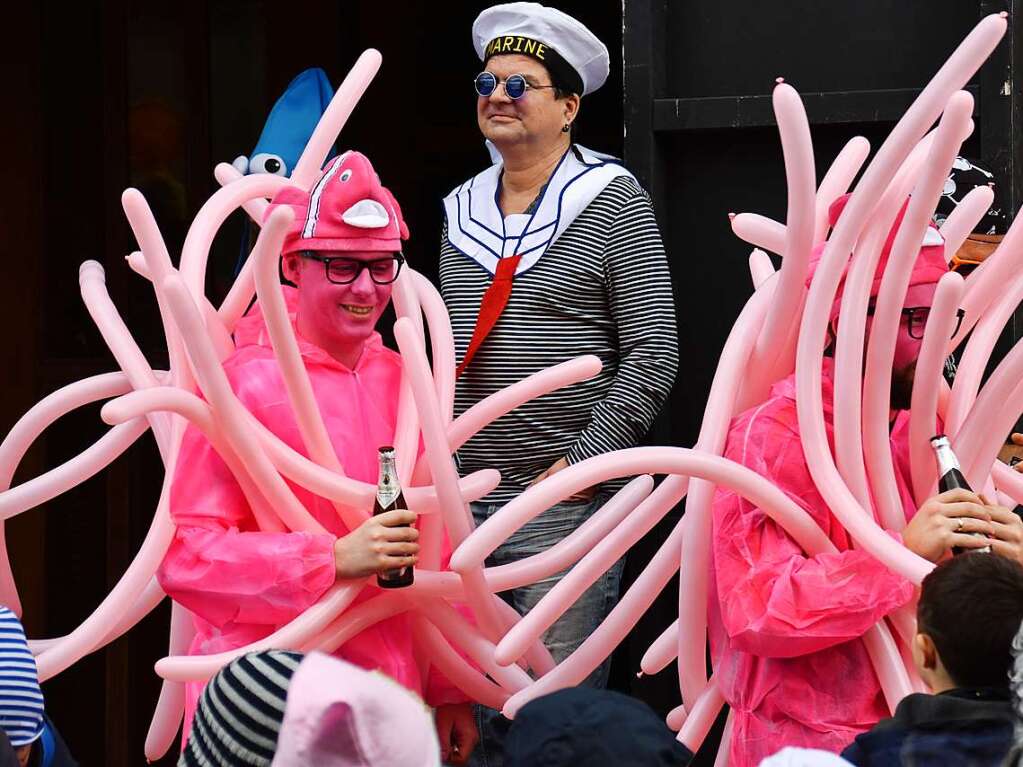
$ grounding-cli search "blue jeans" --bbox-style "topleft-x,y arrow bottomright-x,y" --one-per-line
466,492 -> 625,767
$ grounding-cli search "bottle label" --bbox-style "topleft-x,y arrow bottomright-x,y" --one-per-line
376,480 -> 399,511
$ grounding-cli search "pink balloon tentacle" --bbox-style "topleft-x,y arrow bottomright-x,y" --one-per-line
154,583 -> 363,682
493,476 -> 673,668
101,387 -> 282,532
393,318 -> 507,643
862,91 -> 973,531
908,273 -> 965,504
833,130 -> 937,513
751,83 -> 816,380
144,601 -> 194,761
290,50 -> 383,190
814,136 -> 871,242
161,274 -> 323,533
938,185 -> 996,259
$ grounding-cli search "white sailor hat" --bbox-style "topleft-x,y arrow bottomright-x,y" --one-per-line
472,2 -> 609,96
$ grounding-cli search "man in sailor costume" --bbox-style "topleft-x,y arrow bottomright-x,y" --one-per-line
438,4 -> 679,762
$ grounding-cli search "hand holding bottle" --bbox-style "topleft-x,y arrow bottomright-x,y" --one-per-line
902,488 -> 994,562
980,502 -> 1023,563
333,509 -> 419,580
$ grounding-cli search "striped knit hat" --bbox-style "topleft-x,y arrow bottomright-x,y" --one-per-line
0,607 -> 45,748
180,650 -> 303,767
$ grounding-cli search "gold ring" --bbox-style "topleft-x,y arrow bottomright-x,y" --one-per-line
956,518 -> 964,532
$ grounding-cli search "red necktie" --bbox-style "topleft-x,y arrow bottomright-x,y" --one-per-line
456,254 -> 522,378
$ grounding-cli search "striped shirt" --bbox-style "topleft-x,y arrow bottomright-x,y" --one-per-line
0,607 -> 44,748
440,174 -> 679,502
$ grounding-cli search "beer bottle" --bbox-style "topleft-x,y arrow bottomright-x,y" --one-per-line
930,434 -> 990,555
373,446 -> 414,588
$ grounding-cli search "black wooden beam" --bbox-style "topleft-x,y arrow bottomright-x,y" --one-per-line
623,0 -> 668,215
653,85 -> 981,132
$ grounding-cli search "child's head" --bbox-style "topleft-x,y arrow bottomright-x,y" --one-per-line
915,552 -> 1023,692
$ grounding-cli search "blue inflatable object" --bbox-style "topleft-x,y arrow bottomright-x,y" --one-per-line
232,67 -> 336,179
233,68 -> 336,274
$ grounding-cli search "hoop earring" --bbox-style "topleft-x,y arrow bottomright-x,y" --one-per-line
562,123 -> 571,133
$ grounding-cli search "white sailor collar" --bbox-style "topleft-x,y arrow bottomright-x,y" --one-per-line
443,144 -> 636,276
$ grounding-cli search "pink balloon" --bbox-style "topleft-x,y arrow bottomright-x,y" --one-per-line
393,318 -> 507,643
488,596 -> 557,677
406,270 -> 458,571
417,597 -> 532,693
290,50 -> 382,190
956,343 -> 1023,489
862,91 -> 973,531
502,515 -> 685,718
954,186 -> 1023,347
795,16 -> 1004,590
28,577 -> 166,657
105,384 -> 501,519
489,444 -> 841,719
0,372 -> 134,616
35,479 -> 176,681
161,274 -> 325,533
666,703 -> 687,732
305,592 -> 411,654
993,462 -> 1023,505
144,601 -> 194,761
814,136 -> 871,242
832,130 -> 937,513
412,271 -> 456,426
938,184 -> 995,259
679,279 -> 776,708
730,213 -> 786,255
750,83 -> 816,384
411,616 -> 509,710
213,162 -> 269,224
641,619 -> 678,676
179,173 -> 289,303
409,477 -> 653,600
101,386 -> 284,532
677,678 -> 724,753
155,583 -> 362,682
412,355 -> 603,487
252,207 -> 369,533
947,269 -> 1023,438
493,474 -> 671,667
121,189 -> 193,395
908,273 -> 965,504
449,356 -> 600,452
0,418 -> 147,522
389,269 -> 425,487
713,711 -> 734,767
748,249 -> 775,289
79,262 -> 172,454
861,618 -> 914,711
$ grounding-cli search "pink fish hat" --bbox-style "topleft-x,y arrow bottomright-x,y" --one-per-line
270,652 -> 441,767
267,150 -> 410,255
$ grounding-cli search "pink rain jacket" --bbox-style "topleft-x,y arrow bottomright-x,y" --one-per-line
157,289 -> 465,736
710,360 -> 917,766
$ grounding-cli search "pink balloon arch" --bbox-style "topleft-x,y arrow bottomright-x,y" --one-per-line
4,13 -> 1023,762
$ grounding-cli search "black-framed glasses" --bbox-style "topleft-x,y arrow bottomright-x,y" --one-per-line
301,252 -> 404,285
474,71 -> 556,100
866,301 -> 965,340
901,306 -> 966,340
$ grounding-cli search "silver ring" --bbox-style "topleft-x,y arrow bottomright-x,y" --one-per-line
956,518 -> 964,532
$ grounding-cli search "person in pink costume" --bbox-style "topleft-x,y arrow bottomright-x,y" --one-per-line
157,151 -> 477,761
710,195 -> 1023,766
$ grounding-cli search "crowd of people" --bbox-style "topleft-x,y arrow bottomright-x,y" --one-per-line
9,2 -> 1023,766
